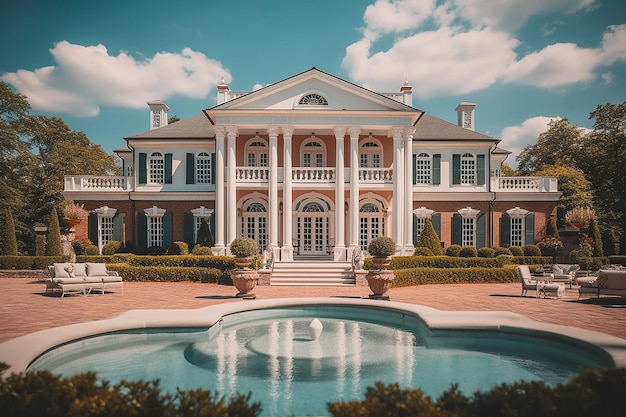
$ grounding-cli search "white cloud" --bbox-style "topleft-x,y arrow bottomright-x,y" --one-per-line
1,41 -> 232,117
342,0 -> 625,97
499,116 -> 561,167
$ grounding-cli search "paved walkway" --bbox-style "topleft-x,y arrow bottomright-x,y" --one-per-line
1,277 -> 625,345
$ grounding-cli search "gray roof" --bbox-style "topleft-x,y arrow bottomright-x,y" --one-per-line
413,113 -> 497,142
125,113 -> 214,139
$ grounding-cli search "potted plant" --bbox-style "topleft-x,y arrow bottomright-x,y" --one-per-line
229,237 -> 259,299
366,236 -> 396,300
62,200 -> 87,228
565,207 -> 594,229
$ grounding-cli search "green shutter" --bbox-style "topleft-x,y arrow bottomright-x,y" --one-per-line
525,213 -> 535,245
88,212 -> 98,245
412,153 -> 416,185
163,212 -> 173,248
452,154 -> 461,184
432,154 -> 441,185
432,213 -> 441,239
112,213 -> 124,243
184,212 -> 195,246
186,153 -> 195,184
501,213 -> 511,246
453,213 -> 462,245
138,212 -> 147,247
412,214 -> 417,245
476,213 -> 486,248
211,153 -> 216,185
165,153 -> 173,184
477,154 -> 485,185
138,153 -> 147,184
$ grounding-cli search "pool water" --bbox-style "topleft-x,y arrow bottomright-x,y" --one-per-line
29,307 -> 603,417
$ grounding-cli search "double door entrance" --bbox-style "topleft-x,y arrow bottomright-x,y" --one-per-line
295,202 -> 332,256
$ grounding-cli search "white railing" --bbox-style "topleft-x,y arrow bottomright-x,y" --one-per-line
359,168 -> 393,183
292,167 -> 336,182
236,167 -> 269,182
491,176 -> 559,192
64,176 -> 133,191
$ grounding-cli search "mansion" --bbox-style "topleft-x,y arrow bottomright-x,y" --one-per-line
64,68 -> 560,265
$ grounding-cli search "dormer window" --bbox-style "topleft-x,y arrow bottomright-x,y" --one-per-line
299,93 -> 328,106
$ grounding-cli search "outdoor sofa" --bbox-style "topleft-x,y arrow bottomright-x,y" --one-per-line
46,262 -> 123,297
577,268 -> 626,299
551,264 -> 580,288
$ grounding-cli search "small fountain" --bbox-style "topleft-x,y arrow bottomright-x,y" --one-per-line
308,318 -> 323,341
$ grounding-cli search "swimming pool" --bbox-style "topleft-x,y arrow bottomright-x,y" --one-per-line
3,299 -> 625,417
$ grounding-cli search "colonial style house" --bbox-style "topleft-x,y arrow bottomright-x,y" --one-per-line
64,68 -> 560,282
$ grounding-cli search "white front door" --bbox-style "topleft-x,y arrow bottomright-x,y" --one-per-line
296,202 -> 329,256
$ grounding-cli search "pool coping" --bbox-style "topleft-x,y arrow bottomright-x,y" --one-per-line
1,297 -> 626,373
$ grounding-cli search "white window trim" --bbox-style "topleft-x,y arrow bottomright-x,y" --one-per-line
507,206 -> 529,247
458,207 -> 480,247
144,206 -> 166,248
95,206 -> 118,254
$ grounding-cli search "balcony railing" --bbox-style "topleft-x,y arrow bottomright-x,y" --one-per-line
292,167 -> 336,182
64,176 -> 133,191
491,176 -> 559,192
359,168 -> 393,182
236,167 -> 269,182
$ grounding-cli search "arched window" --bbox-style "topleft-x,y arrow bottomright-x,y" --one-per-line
460,153 -> 475,184
298,93 -> 328,106
359,140 -> 382,168
360,201 -> 385,251
240,200 -> 268,253
301,138 -> 326,167
196,152 -> 212,184
414,152 -> 431,184
149,152 -> 164,184
246,138 -> 268,167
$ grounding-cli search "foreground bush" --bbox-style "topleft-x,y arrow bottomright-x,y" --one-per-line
0,363 -> 261,417
328,367 -> 626,417
392,265 -> 518,286
106,264 -> 229,284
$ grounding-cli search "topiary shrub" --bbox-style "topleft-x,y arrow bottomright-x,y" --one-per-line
477,247 -> 495,258
44,208 -> 62,257
524,244 -> 541,256
85,245 -> 99,256
102,240 -> 122,255
509,246 -> 524,256
445,244 -> 461,257
493,246 -> 512,256
459,246 -> 478,258
415,218 -> 444,256
413,247 -> 434,256
167,241 -> 189,255
367,236 -> 396,257
229,237 -> 258,263
192,244 -> 213,255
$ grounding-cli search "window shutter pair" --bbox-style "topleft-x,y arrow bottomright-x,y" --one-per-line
412,154 -> 441,185
186,152 -> 216,185
138,152 -> 173,184
138,212 -> 173,248
452,154 -> 484,185
452,213 -> 485,248
500,213 -> 535,245
87,212 -> 124,247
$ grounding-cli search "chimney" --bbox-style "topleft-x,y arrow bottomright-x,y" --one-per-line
147,100 -> 169,130
455,102 -> 476,130
400,78 -> 413,107
217,77 -> 230,105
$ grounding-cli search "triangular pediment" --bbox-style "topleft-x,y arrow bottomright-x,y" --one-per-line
207,68 -> 417,113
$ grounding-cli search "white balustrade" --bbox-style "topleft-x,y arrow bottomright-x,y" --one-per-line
292,167 -> 336,182
359,168 -> 393,183
491,176 -> 558,192
236,167 -> 269,182
64,176 -> 133,191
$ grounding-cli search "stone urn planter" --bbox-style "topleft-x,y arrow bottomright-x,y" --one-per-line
229,237 -> 259,299
366,236 -> 396,300
64,218 -> 81,229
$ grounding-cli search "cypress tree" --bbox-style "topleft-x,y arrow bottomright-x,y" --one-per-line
196,218 -> 214,247
545,215 -> 560,241
44,208 -> 63,256
587,217 -> 603,257
0,208 -> 18,256
602,229 -> 618,256
416,218 -> 444,256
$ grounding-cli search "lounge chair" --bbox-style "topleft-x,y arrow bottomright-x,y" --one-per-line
552,264 -> 579,288
517,265 -> 542,297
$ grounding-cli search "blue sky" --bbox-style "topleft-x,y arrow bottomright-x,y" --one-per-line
2,0 -> 625,167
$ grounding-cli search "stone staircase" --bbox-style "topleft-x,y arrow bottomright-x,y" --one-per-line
270,259 -> 356,286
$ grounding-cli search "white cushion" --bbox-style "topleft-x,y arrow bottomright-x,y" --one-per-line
552,265 -> 563,275
86,263 -> 107,277
71,263 -> 86,277
53,263 -> 72,278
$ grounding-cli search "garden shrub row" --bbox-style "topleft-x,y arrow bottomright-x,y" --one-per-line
392,265 -> 519,287
0,256 -> 65,270
382,255 -> 510,270
106,264 -> 230,284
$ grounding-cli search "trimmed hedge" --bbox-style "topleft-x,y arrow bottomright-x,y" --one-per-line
367,256 -> 508,270
106,264 -> 229,284
0,256 -> 65,270
392,265 -> 519,287
76,254 -> 131,264
123,254 -> 236,270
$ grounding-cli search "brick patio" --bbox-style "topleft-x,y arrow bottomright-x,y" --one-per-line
1,277 -> 625,345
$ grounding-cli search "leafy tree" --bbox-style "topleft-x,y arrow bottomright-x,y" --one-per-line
168,115 -> 180,123
416,218 -> 444,255
44,208 -> 62,257
0,208 -> 18,255
500,163 -> 518,176
534,164 -> 593,227
578,102 -> 626,253
516,118 -> 584,175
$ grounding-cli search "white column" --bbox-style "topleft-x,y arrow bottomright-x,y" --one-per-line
334,127 -> 346,261
403,127 -> 416,255
213,126 -> 226,254
268,126 -> 280,258
391,127 -> 404,253
281,126 -> 294,261
348,127 -> 360,251
226,125 -> 238,247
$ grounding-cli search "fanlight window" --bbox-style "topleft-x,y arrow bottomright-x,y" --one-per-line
299,93 -> 328,106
